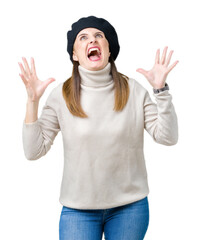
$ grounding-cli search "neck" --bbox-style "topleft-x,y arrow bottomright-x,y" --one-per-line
78,63 -> 113,88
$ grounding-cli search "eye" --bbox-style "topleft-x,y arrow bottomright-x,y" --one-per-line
96,33 -> 103,38
80,35 -> 87,41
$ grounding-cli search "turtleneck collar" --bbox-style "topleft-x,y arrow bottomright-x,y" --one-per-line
78,62 -> 113,88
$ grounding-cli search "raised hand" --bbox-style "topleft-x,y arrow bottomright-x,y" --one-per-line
18,57 -> 55,102
136,46 -> 179,89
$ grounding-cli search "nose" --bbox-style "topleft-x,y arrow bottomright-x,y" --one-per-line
89,36 -> 97,44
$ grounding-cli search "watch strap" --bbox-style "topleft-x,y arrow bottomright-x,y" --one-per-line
153,83 -> 169,94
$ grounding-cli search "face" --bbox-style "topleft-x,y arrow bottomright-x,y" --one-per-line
72,28 -> 111,71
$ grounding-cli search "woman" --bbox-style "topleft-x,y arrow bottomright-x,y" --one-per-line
19,16 -> 179,240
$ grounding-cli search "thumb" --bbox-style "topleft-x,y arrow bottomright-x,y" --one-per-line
43,78 -> 56,89
136,68 -> 148,77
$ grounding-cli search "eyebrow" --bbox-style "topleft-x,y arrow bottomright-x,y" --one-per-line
77,31 -> 104,38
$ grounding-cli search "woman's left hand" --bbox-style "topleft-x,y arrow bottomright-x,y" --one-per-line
136,46 -> 179,89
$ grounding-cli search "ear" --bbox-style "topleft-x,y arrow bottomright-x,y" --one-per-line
72,51 -> 78,61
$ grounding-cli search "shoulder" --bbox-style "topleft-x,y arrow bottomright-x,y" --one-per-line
45,82 -> 64,107
47,82 -> 63,98
127,77 -> 148,97
48,82 -> 63,97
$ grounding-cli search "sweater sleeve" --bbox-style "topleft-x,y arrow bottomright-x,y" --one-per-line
22,90 -> 60,160
143,89 -> 178,146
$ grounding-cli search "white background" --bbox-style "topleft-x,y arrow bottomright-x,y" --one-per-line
0,0 -> 196,239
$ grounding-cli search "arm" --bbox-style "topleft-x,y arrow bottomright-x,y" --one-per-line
19,57 -> 57,160
136,46 -> 179,145
22,90 -> 60,160
143,88 -> 178,145
25,100 -> 39,123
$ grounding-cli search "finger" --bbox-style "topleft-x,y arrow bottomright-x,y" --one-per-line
161,46 -> 168,64
42,78 -> 56,89
43,78 -> 56,89
31,57 -> 37,76
166,60 -> 179,74
155,49 -> 160,64
136,68 -> 148,77
19,73 -> 28,86
165,50 -> 173,67
18,62 -> 26,75
22,57 -> 31,75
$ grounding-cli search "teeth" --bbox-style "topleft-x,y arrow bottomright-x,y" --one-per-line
88,47 -> 100,55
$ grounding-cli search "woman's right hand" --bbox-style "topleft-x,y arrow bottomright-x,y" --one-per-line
18,57 -> 55,102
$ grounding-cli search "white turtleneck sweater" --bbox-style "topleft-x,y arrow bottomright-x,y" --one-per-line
22,62 -> 178,210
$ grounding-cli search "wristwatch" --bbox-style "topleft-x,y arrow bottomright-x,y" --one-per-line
153,83 -> 169,94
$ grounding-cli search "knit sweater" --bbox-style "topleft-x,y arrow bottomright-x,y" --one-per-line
22,62 -> 178,210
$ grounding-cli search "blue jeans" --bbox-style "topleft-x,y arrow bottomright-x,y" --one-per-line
59,196 -> 149,240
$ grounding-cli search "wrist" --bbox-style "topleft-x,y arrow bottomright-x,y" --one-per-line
27,98 -> 39,105
153,82 -> 169,94
25,100 -> 39,123
153,83 -> 165,89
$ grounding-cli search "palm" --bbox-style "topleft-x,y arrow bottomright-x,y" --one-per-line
136,46 -> 179,89
146,64 -> 168,88
25,75 -> 47,101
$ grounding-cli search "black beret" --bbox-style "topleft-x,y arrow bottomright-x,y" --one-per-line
67,16 -> 120,62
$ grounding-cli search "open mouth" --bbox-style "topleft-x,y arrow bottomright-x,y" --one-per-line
87,47 -> 101,61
